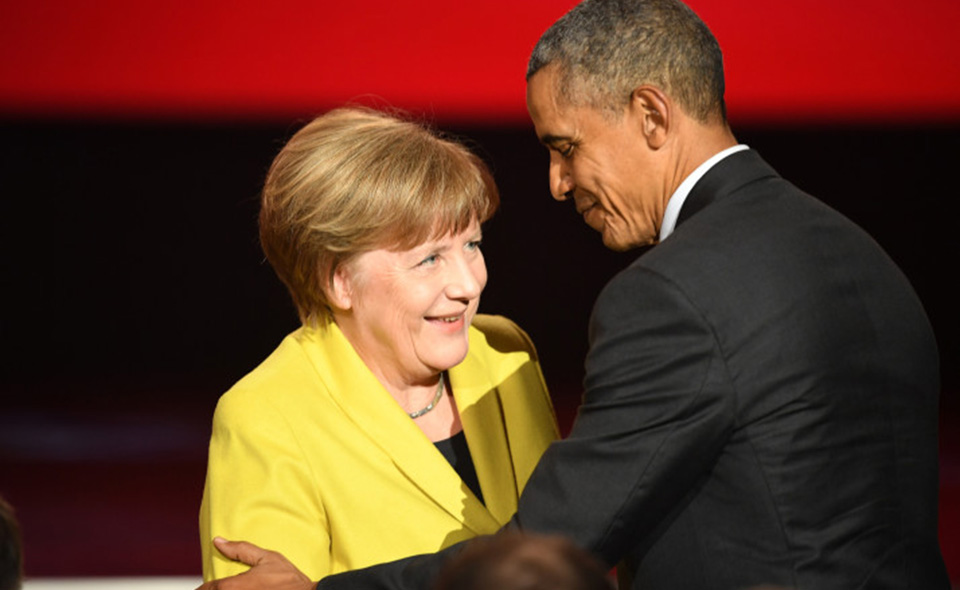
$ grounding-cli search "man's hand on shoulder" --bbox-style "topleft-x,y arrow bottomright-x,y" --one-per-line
196,537 -> 316,590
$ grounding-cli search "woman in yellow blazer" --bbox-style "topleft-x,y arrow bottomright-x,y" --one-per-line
199,108 -> 559,582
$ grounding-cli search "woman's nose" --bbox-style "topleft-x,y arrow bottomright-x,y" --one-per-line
446,255 -> 485,300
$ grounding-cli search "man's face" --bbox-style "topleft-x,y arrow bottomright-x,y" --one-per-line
526,66 -> 669,251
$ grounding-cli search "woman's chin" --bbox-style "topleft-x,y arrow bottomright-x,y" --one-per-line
425,342 -> 470,374
419,315 -> 473,371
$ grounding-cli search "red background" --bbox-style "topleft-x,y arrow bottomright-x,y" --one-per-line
2,0 -> 960,124
1,0 -> 957,582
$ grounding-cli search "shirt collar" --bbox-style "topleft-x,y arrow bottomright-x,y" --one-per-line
659,144 -> 749,242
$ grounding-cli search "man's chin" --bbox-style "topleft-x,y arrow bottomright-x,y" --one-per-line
601,228 -> 654,252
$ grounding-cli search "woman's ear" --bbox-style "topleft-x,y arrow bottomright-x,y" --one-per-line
629,85 -> 670,149
328,264 -> 354,311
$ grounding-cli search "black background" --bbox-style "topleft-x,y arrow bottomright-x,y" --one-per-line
2,119 -> 957,403
1,117 -> 958,577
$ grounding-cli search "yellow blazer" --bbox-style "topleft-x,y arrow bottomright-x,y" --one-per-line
199,314 -> 559,581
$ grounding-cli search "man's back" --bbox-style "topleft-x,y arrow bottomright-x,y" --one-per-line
608,150 -> 947,588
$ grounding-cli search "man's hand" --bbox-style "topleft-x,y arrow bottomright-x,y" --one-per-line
196,537 -> 316,590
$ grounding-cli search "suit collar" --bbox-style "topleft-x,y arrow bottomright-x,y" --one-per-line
675,148 -> 780,228
448,350 -> 523,525
661,145 -> 749,240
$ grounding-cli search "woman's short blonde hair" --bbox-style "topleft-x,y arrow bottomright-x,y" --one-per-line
259,107 -> 499,325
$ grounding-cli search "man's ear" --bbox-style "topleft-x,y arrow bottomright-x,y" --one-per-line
328,264 -> 354,311
629,86 -> 670,149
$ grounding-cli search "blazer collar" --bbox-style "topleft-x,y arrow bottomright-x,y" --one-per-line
676,148 -> 780,228
447,333 -> 531,525
295,321 -> 511,534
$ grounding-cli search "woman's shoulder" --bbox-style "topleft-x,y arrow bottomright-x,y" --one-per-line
470,314 -> 538,360
214,329 -> 328,419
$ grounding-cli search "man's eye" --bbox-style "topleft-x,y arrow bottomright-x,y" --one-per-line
559,145 -> 575,157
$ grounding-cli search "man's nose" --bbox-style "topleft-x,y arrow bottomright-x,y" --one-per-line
549,156 -> 574,201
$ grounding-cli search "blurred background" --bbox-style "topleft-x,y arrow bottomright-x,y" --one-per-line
1,0 -> 958,585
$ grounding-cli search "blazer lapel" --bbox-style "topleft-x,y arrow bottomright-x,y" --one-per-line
449,342 -> 519,526
297,322 -> 502,535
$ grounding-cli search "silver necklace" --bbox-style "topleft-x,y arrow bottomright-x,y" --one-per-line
408,372 -> 445,419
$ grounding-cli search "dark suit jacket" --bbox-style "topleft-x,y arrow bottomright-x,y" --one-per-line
318,150 -> 949,589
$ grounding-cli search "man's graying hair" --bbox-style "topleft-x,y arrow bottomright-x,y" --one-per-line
527,0 -> 727,123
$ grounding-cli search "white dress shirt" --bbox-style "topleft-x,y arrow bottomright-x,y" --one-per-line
659,144 -> 750,242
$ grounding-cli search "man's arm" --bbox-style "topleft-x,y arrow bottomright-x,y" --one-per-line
197,536 -> 466,590
205,267 -> 734,589
196,538 -> 316,590
322,268 -> 734,585
509,266 -> 734,566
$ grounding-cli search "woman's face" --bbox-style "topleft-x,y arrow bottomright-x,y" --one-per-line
332,218 -> 487,388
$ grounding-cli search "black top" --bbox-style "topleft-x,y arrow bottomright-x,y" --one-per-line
433,430 -> 484,505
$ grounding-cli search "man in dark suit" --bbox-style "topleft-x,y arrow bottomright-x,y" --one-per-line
198,0 -> 948,588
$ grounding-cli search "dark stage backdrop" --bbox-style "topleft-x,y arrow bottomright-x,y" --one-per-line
2,120 -> 957,397
1,119 -> 958,578
2,0 -> 959,580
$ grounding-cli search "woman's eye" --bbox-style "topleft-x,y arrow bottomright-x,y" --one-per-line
466,240 -> 482,251
418,254 -> 439,267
